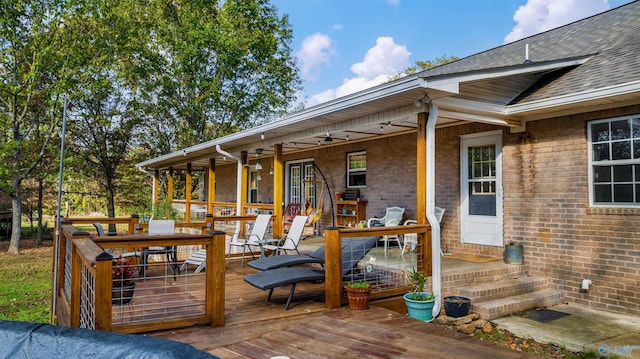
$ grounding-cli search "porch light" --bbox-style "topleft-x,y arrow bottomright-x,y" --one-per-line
255,148 -> 263,170
345,134 -> 350,141
324,130 -> 332,142
260,132 -> 265,140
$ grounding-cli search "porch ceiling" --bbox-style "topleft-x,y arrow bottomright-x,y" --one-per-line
138,56 -> 640,173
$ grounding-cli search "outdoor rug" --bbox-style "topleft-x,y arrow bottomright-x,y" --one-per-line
518,309 -> 571,323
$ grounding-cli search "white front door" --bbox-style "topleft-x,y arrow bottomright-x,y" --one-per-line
460,131 -> 503,246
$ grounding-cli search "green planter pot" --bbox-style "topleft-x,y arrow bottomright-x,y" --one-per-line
403,292 -> 435,322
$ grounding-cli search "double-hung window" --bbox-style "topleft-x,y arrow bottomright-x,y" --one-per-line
347,151 -> 366,188
588,115 -> 640,206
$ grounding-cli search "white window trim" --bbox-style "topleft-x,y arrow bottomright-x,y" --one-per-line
588,114 -> 640,207
347,151 -> 366,188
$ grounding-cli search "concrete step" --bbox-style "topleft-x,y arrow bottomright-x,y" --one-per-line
457,276 -> 548,302
442,263 -> 527,290
471,288 -> 564,320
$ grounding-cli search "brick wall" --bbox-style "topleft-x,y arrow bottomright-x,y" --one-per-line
210,104 -> 640,316
501,105 -> 640,316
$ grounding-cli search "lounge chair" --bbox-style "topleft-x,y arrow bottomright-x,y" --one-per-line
261,215 -> 308,255
244,236 -> 379,310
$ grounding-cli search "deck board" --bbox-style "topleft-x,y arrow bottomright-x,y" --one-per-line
150,258 -> 533,358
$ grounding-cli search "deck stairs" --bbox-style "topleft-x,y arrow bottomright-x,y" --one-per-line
443,261 -> 563,320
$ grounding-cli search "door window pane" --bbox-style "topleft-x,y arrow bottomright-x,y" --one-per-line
468,145 -> 496,216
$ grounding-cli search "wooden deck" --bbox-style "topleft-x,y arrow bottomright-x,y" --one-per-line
150,259 -> 533,358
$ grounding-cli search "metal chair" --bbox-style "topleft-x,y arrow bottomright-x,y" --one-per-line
367,206 -> 405,251
227,214 -> 272,267
402,206 -> 445,255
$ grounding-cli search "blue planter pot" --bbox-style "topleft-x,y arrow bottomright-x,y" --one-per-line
403,292 -> 435,322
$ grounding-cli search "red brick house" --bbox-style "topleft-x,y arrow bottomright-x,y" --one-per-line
138,2 -> 640,316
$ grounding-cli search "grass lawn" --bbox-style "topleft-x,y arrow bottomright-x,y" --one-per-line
0,239 -> 52,323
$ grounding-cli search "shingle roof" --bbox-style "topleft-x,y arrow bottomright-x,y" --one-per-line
418,1 -> 640,104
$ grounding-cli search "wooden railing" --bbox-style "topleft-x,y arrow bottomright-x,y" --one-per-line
323,224 -> 432,309
53,222 -> 226,334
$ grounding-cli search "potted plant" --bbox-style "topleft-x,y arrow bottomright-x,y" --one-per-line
403,267 -> 435,322
345,281 -> 372,310
112,255 -> 137,305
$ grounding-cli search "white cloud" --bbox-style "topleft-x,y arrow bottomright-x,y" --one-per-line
332,24 -> 343,31
307,36 -> 410,106
504,0 -> 610,43
387,0 -> 400,6
296,33 -> 335,81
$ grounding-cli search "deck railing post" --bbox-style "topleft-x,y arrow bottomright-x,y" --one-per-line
209,231 -> 226,327
70,240 -> 81,327
94,250 -> 113,331
324,227 -> 342,309
128,214 -> 139,235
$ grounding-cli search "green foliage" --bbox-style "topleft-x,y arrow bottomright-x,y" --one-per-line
0,248 -> 51,322
152,198 -> 180,220
347,281 -> 371,289
388,55 -> 460,81
403,267 -> 434,301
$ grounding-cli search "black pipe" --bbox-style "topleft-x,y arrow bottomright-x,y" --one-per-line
312,161 -> 335,227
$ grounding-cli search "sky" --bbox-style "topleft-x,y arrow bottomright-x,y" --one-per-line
271,0 -> 634,107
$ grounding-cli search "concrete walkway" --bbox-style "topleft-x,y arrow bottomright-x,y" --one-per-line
492,303 -> 640,357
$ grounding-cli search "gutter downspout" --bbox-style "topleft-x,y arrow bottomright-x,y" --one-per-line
216,145 -> 243,237
426,102 -> 442,317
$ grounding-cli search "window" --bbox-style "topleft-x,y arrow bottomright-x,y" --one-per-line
347,151 -> 366,187
588,115 -> 640,206
467,145 -> 496,216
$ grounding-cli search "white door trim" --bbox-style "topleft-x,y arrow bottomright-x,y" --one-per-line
460,130 -> 504,246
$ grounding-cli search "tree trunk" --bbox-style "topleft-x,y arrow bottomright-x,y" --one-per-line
37,178 -> 43,245
107,179 -> 116,233
8,176 -> 22,254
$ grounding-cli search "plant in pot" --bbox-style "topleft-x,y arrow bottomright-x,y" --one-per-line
345,281 -> 372,310
112,255 -> 137,305
403,267 -> 435,322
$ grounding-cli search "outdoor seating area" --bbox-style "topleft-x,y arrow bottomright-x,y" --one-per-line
52,215 -> 434,334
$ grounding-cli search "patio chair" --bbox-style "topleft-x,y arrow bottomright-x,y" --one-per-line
227,214 -> 272,267
244,236 -> 380,310
93,223 -> 141,261
401,206 -> 445,255
141,220 -> 179,277
262,215 -> 308,255
367,206 -> 405,251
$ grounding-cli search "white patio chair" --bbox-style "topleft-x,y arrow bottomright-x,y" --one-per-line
367,206 -> 405,252
227,214 -> 272,267
262,215 -> 308,256
142,219 -> 178,277
402,206 -> 445,255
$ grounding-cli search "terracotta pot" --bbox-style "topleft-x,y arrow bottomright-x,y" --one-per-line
345,285 -> 372,310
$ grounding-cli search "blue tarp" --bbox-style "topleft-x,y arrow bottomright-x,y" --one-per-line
0,320 -> 217,359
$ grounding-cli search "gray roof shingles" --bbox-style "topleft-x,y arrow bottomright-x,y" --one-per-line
418,1 -> 640,104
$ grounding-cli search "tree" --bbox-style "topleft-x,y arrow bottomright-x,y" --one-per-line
388,55 -> 460,81
0,0 -> 67,253
140,0 -> 301,154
